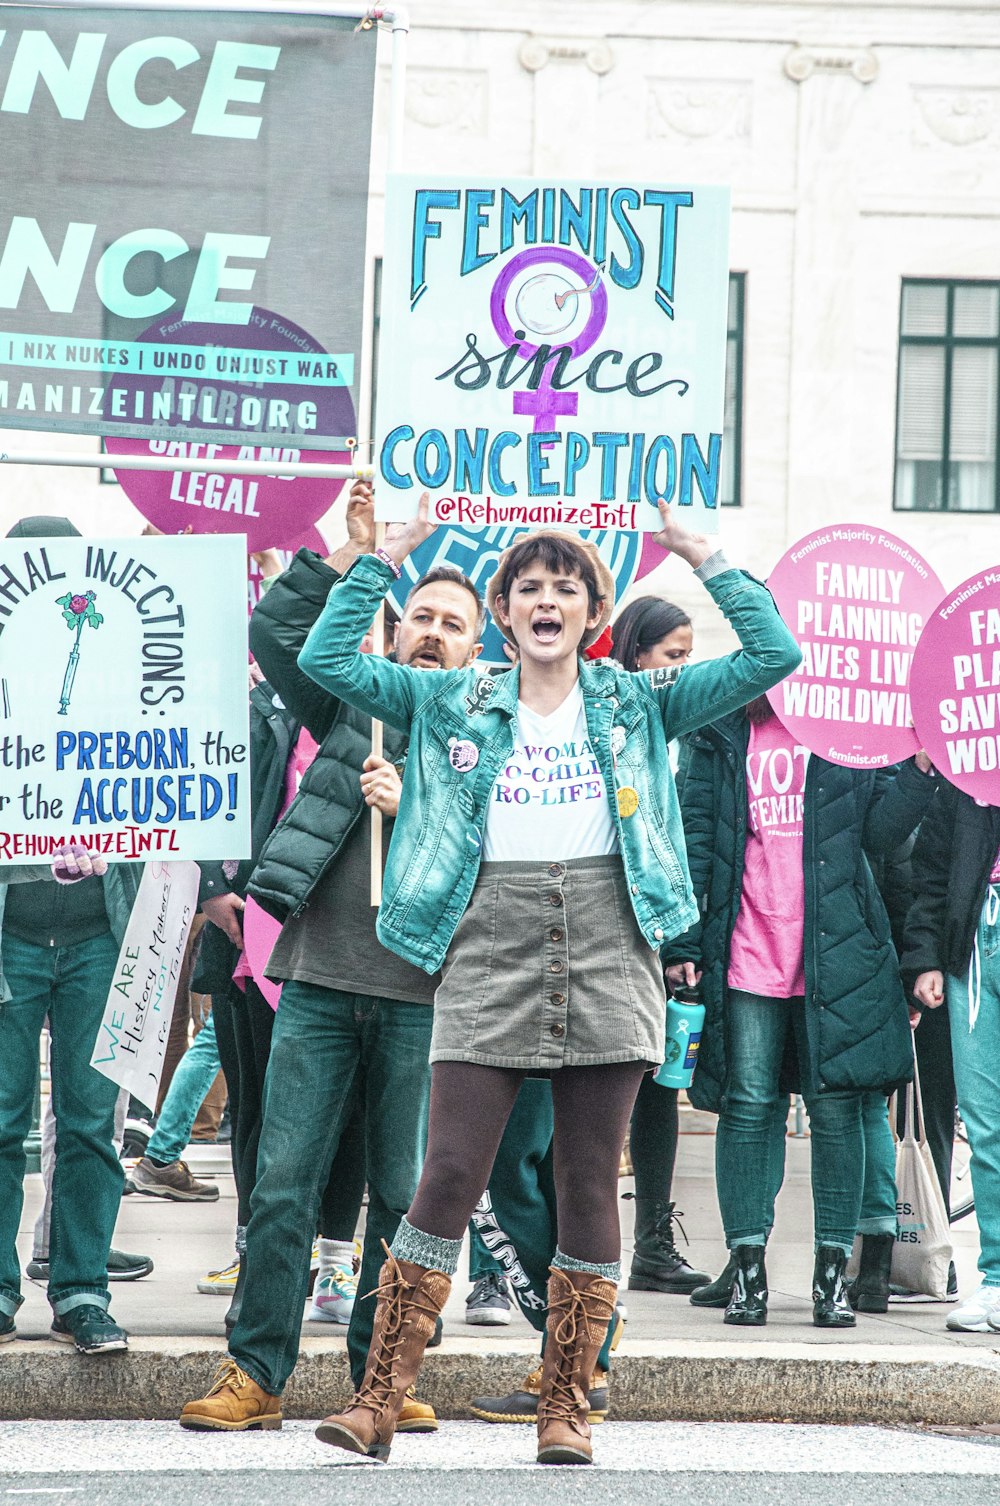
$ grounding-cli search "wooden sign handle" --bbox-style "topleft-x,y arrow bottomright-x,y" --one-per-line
370,522 -> 386,907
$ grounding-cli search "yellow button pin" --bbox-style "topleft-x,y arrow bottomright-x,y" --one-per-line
617,785 -> 639,819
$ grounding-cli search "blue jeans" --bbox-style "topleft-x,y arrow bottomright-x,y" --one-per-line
858,1092 -> 898,1236
230,983 -> 432,1394
146,1011 -> 221,1163
716,991 -> 864,1255
0,931 -> 122,1316
947,886 -> 1000,1284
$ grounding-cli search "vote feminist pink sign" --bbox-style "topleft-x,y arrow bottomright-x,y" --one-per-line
766,526 -> 945,769
910,568 -> 1000,805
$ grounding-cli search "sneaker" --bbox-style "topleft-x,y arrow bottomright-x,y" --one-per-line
948,1283 -> 1000,1332
197,1258 -> 240,1296
27,1249 -> 154,1284
50,1305 -> 128,1354
308,1263 -> 358,1324
465,1271 -> 513,1326
397,1386 -> 439,1434
179,1360 -> 282,1432
130,1157 -> 219,1202
468,1363 -> 609,1424
0,1314 -> 15,1344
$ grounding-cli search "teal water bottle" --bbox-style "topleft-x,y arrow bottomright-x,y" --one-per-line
654,985 -> 705,1089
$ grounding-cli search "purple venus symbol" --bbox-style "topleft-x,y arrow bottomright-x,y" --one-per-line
489,248 -> 608,434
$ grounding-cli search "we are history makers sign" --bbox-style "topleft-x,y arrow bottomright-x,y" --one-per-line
375,175 -> 730,533
0,6 -> 374,448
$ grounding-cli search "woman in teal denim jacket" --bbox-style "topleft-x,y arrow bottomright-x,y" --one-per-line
303,500 -> 800,1467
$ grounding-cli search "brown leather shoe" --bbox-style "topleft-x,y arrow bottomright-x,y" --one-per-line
396,1385 -> 439,1433
536,1267 -> 617,1466
179,1359 -> 282,1431
315,1244 -> 451,1461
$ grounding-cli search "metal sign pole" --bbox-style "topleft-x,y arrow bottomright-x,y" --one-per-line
365,4 -> 408,906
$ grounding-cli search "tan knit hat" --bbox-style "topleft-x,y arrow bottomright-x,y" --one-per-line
486,530 -> 615,650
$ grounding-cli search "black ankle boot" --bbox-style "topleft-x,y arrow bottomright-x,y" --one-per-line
812,1245 -> 856,1327
724,1246 -> 768,1326
627,1198 -> 711,1294
689,1254 -> 737,1308
845,1233 -> 894,1314
225,1255 -> 247,1338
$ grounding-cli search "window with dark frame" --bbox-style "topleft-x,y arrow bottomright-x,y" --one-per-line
369,258 -> 746,508
894,279 -> 1000,514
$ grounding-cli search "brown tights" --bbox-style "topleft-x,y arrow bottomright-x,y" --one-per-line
406,1060 -> 647,1266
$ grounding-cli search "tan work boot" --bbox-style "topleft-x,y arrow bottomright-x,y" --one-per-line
396,1385 -> 439,1433
315,1244 -> 451,1461
536,1267 -> 617,1466
179,1359 -> 282,1431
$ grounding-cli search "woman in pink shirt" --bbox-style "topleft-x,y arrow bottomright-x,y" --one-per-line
666,697 -> 937,1325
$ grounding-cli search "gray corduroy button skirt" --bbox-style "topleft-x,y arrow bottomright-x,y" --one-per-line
430,854 -> 667,1072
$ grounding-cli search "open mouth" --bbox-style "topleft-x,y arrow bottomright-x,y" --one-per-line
412,646 -> 443,667
532,617 -> 562,644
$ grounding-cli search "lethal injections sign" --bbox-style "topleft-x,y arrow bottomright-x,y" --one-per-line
910,569 -> 1000,805
374,175 -> 730,533
766,526 -> 945,768
0,7 -> 373,472
0,534 -> 250,861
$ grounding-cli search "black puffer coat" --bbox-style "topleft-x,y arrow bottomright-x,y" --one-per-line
245,549 -> 406,922
900,781 -> 1000,990
666,711 -> 938,1110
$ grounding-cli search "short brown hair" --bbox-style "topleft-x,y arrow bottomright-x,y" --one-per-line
406,564 -> 486,636
491,534 -> 601,615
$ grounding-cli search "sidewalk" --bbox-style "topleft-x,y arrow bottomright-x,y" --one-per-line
5,1109 -> 1000,1424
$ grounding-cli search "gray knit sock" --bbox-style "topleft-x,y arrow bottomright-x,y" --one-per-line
235,1224 -> 247,1258
553,1246 -> 621,1283
389,1217 -> 462,1276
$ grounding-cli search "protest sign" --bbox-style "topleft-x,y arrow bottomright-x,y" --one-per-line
910,568 -> 1000,804
0,8 -> 373,449
0,533 -> 250,861
243,895 -> 281,1012
374,175 -> 730,533
766,526 -> 945,768
90,860 -> 200,1100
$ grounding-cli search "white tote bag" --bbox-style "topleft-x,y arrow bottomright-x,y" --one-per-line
890,1055 -> 953,1300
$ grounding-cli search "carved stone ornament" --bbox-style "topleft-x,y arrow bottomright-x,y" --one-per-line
914,87 -> 1000,148
518,35 -> 614,75
402,68 -> 488,133
784,46 -> 878,85
648,80 -> 751,142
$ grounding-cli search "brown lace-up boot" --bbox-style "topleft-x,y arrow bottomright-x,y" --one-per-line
536,1266 -> 617,1465
315,1243 -> 451,1461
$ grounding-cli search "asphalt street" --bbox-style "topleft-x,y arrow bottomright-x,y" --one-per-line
5,1422 -> 1000,1506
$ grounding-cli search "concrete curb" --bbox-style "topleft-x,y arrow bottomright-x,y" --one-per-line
4,1338 -> 1000,1424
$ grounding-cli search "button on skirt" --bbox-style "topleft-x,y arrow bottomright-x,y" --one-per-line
430,854 -> 667,1072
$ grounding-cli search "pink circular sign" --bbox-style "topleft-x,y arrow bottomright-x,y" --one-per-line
766,525 -> 945,768
105,307 -> 353,552
243,895 -> 282,1012
911,568 -> 1000,805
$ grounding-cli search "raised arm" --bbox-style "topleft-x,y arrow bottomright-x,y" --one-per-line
249,482 -> 376,741
633,505 -> 801,741
297,494 -> 440,734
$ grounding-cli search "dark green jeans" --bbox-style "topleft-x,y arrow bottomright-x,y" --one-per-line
0,931 -> 122,1317
229,983 -> 431,1395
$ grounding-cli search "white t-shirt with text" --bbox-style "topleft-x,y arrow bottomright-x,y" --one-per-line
482,682 -> 620,862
